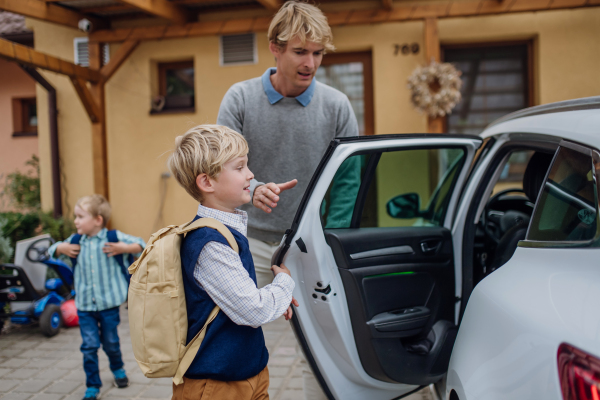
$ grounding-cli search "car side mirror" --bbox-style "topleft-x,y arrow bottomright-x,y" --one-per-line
386,193 -> 421,219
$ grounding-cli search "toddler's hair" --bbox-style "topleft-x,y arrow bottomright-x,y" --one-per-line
167,124 -> 248,203
268,1 -> 335,53
76,194 -> 111,227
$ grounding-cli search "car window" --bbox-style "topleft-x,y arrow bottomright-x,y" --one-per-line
491,150 -> 534,195
320,148 -> 466,229
527,146 -> 598,242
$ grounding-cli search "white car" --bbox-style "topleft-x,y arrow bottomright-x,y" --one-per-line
274,96 -> 600,400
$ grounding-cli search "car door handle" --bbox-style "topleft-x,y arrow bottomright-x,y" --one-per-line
350,245 -> 414,260
420,240 -> 441,254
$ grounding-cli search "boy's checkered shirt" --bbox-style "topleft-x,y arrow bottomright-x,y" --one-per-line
48,229 -> 146,311
194,204 -> 294,328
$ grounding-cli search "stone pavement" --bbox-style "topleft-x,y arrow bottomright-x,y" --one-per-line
0,306 -> 433,400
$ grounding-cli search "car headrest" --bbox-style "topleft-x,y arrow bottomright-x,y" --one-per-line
523,152 -> 554,203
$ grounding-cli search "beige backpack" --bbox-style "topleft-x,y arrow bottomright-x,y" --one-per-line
127,218 -> 238,385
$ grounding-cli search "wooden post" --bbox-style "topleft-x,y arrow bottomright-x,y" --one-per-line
424,17 -> 444,134
88,42 -> 109,199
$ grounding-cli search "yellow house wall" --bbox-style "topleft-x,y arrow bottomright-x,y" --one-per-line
30,7 -> 600,240
27,20 -> 95,218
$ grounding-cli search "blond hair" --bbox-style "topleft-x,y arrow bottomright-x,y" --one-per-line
76,195 -> 111,227
167,124 -> 249,203
268,1 -> 335,53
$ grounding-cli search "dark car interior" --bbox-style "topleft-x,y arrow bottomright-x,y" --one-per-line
472,150 -> 555,284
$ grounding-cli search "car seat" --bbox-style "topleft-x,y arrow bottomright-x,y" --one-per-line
488,151 -> 554,272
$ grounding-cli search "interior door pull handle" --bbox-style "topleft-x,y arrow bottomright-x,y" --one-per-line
350,245 -> 414,260
421,241 -> 441,254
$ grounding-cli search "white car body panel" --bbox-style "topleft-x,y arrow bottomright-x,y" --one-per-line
447,247 -> 600,400
283,138 -> 480,400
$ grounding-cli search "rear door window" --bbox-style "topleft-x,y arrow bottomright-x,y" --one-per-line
527,144 -> 599,243
320,148 -> 466,229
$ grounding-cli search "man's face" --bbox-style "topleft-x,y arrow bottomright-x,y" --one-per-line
271,37 -> 325,92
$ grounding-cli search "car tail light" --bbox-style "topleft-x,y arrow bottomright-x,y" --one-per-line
558,343 -> 600,400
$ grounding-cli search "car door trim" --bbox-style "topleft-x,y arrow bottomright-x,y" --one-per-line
350,245 -> 415,260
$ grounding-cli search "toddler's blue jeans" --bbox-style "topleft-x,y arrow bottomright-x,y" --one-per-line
77,306 -> 124,388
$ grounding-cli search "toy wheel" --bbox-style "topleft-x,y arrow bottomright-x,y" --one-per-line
39,304 -> 62,337
26,237 -> 56,263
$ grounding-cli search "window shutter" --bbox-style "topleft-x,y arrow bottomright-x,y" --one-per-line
220,33 -> 257,66
74,38 -> 110,67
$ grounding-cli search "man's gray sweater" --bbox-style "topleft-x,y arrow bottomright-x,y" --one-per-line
217,74 -> 359,243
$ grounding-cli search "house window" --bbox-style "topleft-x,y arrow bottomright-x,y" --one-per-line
315,51 -> 374,135
153,61 -> 195,113
12,97 -> 37,137
443,43 -> 533,135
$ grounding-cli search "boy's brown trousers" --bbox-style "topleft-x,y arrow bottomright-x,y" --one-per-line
171,366 -> 269,400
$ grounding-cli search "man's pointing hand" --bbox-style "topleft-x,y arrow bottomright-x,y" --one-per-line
253,179 -> 298,213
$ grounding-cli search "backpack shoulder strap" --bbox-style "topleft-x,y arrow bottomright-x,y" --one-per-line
178,217 -> 239,254
173,305 -> 219,385
69,234 -> 82,268
107,230 -> 132,284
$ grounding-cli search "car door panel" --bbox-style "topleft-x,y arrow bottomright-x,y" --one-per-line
326,227 -> 456,385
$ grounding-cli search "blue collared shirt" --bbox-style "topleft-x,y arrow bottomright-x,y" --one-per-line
261,67 -> 316,107
48,228 -> 146,311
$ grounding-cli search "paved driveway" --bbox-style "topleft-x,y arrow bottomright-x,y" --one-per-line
0,306 -> 433,400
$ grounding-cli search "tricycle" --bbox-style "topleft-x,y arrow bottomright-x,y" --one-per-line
0,236 -> 75,337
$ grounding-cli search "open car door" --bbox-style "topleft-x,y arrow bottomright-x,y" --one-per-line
273,134 -> 483,400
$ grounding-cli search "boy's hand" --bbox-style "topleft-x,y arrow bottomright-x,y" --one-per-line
253,179 -> 298,213
271,263 -> 291,277
103,242 -> 138,257
57,243 -> 80,258
283,297 -> 300,320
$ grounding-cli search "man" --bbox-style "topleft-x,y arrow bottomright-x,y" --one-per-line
217,2 -> 359,398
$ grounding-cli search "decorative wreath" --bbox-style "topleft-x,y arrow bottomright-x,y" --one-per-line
407,61 -> 463,118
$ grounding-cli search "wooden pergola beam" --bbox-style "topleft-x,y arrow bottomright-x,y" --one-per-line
70,76 -> 102,123
88,42 -> 109,199
90,0 -> 597,43
255,0 -> 281,12
0,37 -> 102,82
100,39 -> 139,81
0,0 -> 104,30
114,0 -> 188,24
424,17 -> 443,134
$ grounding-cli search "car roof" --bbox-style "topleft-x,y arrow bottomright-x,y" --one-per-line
481,96 -> 600,149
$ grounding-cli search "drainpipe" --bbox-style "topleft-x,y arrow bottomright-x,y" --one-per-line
20,65 -> 62,218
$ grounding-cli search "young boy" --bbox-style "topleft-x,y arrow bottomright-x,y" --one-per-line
48,195 -> 146,400
167,125 -> 297,400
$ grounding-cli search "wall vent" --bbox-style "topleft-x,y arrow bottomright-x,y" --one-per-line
74,37 -> 110,67
220,33 -> 257,66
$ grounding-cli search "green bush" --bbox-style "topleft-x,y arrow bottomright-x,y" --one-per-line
0,211 -> 75,263
0,216 -> 13,264
1,155 -> 41,211
0,155 -> 75,263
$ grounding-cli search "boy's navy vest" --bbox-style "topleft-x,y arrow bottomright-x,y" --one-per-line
180,215 -> 269,381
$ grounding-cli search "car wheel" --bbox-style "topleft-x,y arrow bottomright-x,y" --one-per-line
40,304 -> 62,337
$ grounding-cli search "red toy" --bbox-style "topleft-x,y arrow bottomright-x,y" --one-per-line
60,299 -> 79,327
